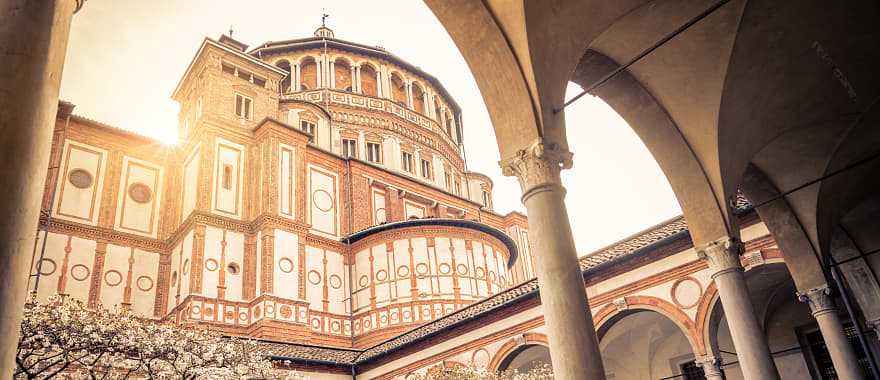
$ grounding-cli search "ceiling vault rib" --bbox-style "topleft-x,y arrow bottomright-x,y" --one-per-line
556,0 -> 732,113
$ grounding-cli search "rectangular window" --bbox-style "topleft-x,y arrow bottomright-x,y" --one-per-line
401,152 -> 414,173
445,173 -> 452,190
222,164 -> 233,190
342,139 -> 357,158
420,159 -> 432,179
366,142 -> 382,163
301,120 -> 316,142
454,180 -> 461,195
482,190 -> 490,207
234,93 -> 252,120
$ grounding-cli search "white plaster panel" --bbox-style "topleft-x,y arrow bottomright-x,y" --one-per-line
179,231 -> 194,297
278,144 -> 295,219
372,188 -> 386,224
308,165 -> 339,237
130,249 -> 159,317
115,156 -> 163,237
31,232 -> 71,301
167,243 -> 182,312
181,145 -> 200,219
64,236 -> 97,304
100,244 -> 131,310
404,200 -> 426,219
224,230 -> 244,301
305,245 -> 325,310
255,230 -> 262,297
274,230 -> 299,300
212,138 -> 244,218
54,141 -> 107,225
201,226 -> 223,299
325,250 -> 347,314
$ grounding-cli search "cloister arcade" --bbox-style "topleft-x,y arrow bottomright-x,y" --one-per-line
1,1 -> 879,379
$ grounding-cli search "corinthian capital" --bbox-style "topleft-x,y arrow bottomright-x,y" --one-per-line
797,285 -> 836,316
696,236 -> 744,279
499,139 -> 573,196
694,355 -> 724,378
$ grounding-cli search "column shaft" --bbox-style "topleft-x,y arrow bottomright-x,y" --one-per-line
0,0 -> 80,376
501,139 -> 605,380
699,238 -> 779,380
799,285 -> 865,380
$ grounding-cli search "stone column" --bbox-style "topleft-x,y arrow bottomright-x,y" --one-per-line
695,355 -> 724,380
798,285 -> 865,380
698,237 -> 780,380
0,0 -> 83,377
500,139 -> 605,380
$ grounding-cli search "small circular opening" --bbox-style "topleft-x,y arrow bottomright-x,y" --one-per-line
227,262 -> 240,275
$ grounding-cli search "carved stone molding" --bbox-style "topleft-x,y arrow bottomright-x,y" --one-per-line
797,285 -> 836,316
696,236 -> 744,279
611,297 -> 628,311
694,355 -> 724,377
499,139 -> 573,199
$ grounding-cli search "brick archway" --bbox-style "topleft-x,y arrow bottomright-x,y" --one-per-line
487,332 -> 549,372
594,295 -> 704,355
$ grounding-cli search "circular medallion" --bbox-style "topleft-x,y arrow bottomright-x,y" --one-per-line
403,310 -> 411,320
204,306 -> 213,316
171,271 -> 178,287
182,259 -> 190,275
38,259 -> 56,276
136,276 -> 154,292
191,305 -> 201,316
359,275 -> 369,287
330,275 -> 342,289
376,269 -> 388,282
438,263 -> 451,275
127,182 -> 152,204
70,264 -> 90,281
390,310 -> 399,321
311,317 -> 321,329
308,270 -> 322,285
489,271 -> 497,282
671,277 -> 703,309
332,320 -> 341,333
416,263 -> 429,276
104,270 -> 123,286
475,267 -> 485,277
254,306 -> 261,318
265,305 -> 274,316
312,190 -> 334,212
472,349 -> 491,370
397,266 -> 410,277
280,305 -> 293,318
205,258 -> 218,271
457,264 -> 469,276
239,312 -> 248,321
375,208 -> 386,223
380,314 -> 388,324
278,257 -> 294,273
226,262 -> 240,275
225,310 -> 234,320
68,169 -> 93,189
364,318 -> 372,328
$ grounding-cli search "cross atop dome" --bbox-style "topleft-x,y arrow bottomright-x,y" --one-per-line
314,12 -> 334,38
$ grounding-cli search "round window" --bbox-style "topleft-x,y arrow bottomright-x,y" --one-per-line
227,262 -> 240,275
128,183 -> 152,203
68,169 -> 93,189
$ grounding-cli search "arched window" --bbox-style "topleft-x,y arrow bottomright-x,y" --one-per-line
361,64 -> 378,97
334,58 -> 352,91
300,57 -> 317,90
434,97 -> 442,122
390,73 -> 407,106
499,345 -> 551,373
275,60 -> 291,92
411,82 -> 425,114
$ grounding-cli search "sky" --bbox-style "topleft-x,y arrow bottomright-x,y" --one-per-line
60,0 -> 682,255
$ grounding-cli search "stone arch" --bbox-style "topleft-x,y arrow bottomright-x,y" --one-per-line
298,56 -> 318,90
594,295 -> 702,355
359,62 -> 379,97
274,59 -> 292,93
389,71 -> 407,106
411,81 -> 426,114
433,96 -> 443,122
333,56 -> 353,92
571,50 -> 734,246
488,332 -> 549,373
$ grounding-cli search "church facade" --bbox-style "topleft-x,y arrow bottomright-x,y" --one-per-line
30,26 -> 872,380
